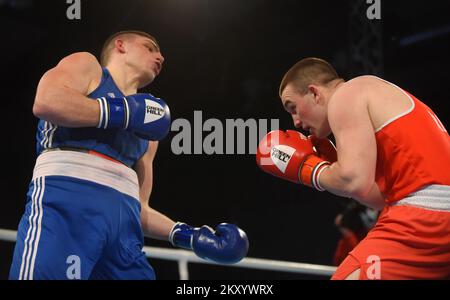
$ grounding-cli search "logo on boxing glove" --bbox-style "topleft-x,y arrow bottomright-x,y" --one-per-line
270,145 -> 296,173
144,99 -> 166,124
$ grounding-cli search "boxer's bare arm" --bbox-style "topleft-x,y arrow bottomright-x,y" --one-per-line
135,141 -> 176,240
33,52 -> 102,127
319,80 -> 385,210
353,182 -> 385,210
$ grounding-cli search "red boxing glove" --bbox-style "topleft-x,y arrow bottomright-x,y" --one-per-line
309,135 -> 337,163
256,130 -> 331,191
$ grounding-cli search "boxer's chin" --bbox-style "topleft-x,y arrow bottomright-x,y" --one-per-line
140,71 -> 156,88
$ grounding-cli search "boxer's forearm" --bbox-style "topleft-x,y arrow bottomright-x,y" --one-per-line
135,142 -> 174,240
33,84 -> 99,127
140,205 -> 176,240
318,163 -> 366,197
319,163 -> 385,210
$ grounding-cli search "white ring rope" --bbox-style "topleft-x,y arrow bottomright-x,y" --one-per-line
0,228 -> 336,279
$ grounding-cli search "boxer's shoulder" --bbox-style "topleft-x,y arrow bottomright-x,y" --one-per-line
56,52 -> 100,70
329,75 -> 415,131
54,52 -> 103,95
333,76 -> 375,100
328,78 -> 371,116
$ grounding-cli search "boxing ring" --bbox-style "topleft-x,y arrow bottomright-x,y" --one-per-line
0,228 -> 336,279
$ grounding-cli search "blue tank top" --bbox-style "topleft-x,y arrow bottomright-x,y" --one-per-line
35,68 -> 149,167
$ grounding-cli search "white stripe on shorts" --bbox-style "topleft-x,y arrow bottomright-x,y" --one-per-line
19,176 -> 45,280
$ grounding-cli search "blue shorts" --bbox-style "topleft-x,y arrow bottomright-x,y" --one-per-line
9,150 -> 156,280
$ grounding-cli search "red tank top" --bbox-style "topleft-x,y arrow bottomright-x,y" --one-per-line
375,88 -> 450,204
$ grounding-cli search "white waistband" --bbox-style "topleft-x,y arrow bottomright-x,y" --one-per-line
393,185 -> 450,212
33,150 -> 140,201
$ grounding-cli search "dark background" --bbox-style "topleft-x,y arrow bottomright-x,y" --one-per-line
0,0 -> 449,280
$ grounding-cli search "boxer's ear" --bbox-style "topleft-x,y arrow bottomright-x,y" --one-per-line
115,38 -> 127,54
307,84 -> 321,104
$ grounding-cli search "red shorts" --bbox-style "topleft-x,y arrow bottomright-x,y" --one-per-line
332,204 -> 450,279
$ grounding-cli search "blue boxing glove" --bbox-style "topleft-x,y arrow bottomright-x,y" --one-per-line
96,93 -> 171,140
169,222 -> 249,264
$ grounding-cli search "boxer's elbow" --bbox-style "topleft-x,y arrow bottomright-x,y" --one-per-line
33,91 -> 54,119
348,182 -> 374,200
33,67 -> 68,120
338,167 -> 374,199
33,85 -> 64,120
33,94 -> 49,119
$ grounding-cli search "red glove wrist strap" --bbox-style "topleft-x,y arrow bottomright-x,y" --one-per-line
299,155 -> 331,191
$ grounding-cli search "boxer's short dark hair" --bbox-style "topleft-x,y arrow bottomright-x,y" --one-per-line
279,57 -> 342,96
